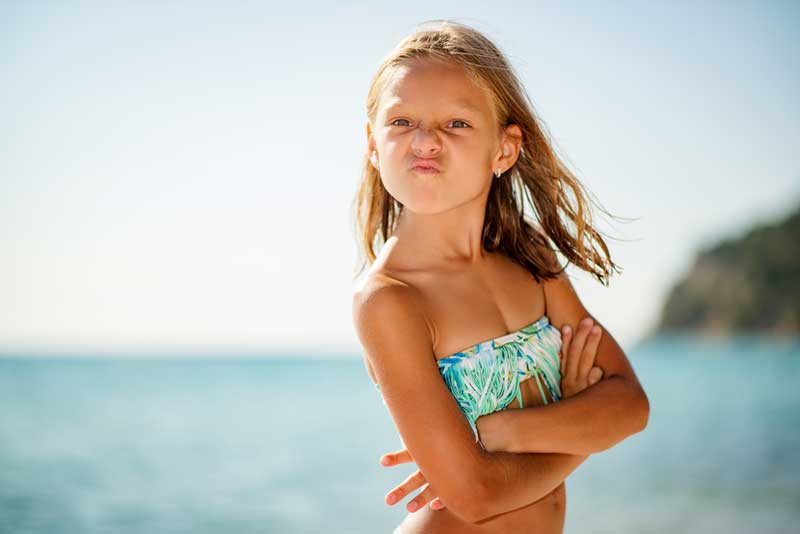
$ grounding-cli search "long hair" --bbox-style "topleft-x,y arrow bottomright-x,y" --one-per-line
351,19 -> 626,286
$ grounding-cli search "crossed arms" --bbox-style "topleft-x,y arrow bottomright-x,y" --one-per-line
352,270 -> 649,523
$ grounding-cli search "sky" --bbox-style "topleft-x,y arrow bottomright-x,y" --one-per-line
1,0 -> 798,356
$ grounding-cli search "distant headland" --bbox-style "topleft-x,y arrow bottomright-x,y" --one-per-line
646,202 -> 799,340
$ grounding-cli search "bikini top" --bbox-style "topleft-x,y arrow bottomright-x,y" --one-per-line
373,313 -> 563,449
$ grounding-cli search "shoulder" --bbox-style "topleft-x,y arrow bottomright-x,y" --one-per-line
352,270 -> 415,311
352,271 -> 432,332
534,241 -> 590,329
352,272 -> 435,365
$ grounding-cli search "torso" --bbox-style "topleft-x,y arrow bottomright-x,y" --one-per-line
365,243 -> 565,533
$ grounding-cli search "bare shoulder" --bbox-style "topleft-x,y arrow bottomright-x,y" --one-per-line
529,237 -> 586,327
536,238 -> 646,390
351,271 -> 435,356
350,272 -> 490,522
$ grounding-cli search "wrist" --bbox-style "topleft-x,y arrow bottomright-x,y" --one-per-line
498,409 -> 520,453
485,409 -> 517,453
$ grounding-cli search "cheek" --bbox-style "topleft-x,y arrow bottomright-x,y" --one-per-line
448,150 -> 493,190
376,136 -> 492,210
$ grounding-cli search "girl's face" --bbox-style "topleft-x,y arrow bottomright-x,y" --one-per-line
367,60 -> 518,214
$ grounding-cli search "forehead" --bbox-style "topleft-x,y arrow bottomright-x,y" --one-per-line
378,61 -> 494,116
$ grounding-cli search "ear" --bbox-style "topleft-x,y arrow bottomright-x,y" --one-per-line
366,120 -> 379,170
493,124 -> 523,175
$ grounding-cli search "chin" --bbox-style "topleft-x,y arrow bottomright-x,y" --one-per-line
400,198 -> 443,214
384,182 -> 444,212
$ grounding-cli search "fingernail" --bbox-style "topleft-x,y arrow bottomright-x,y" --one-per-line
386,493 -> 396,504
591,326 -> 601,335
562,326 -> 571,334
408,501 -> 418,512
380,456 -> 389,465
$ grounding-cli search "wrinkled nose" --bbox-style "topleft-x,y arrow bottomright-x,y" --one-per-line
412,127 -> 441,157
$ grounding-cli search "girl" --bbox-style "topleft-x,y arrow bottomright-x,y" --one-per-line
351,20 -> 650,533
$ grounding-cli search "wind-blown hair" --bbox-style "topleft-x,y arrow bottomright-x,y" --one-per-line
351,19 -> 626,285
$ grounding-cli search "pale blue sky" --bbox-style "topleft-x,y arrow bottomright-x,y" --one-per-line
1,1 -> 798,356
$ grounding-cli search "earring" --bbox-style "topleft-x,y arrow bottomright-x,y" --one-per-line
494,168 -> 502,178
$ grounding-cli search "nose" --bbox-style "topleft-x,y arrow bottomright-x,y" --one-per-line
411,125 -> 441,157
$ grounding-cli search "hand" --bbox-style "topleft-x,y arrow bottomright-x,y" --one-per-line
379,448 -> 448,512
560,316 -> 605,398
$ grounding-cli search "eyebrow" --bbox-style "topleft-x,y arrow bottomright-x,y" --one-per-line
384,99 -> 484,115
452,101 -> 484,114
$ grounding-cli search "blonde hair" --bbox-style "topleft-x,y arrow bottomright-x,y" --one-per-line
351,19 -> 625,285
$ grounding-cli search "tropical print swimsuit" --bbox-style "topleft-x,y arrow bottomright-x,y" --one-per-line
375,313 -> 563,449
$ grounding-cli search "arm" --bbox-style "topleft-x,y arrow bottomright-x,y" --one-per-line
381,446 -> 590,516
482,259 -> 650,456
477,451 -> 589,520
486,328 -> 649,455
353,278 -> 597,523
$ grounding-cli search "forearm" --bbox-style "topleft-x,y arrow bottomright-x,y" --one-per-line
493,376 -> 648,455
474,450 -> 589,522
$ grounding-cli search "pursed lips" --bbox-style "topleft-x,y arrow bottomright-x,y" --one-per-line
410,158 -> 441,171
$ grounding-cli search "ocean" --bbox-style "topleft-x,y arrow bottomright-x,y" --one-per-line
1,335 -> 798,533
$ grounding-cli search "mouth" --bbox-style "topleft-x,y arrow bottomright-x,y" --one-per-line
410,158 -> 441,174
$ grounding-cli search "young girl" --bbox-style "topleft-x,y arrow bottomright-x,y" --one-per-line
351,20 -> 650,533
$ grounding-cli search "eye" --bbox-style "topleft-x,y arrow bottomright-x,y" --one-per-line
390,119 -> 411,127
449,120 -> 470,129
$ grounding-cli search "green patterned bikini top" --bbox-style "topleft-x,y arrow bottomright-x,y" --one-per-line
374,314 -> 563,449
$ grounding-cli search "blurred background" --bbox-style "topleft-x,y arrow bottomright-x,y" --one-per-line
1,1 -> 798,533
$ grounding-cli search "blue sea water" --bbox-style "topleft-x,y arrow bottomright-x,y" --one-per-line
1,335 -> 799,534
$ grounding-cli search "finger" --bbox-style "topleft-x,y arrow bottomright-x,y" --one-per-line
578,324 -> 603,380
429,497 -> 447,510
380,448 -> 413,466
588,365 -> 604,385
385,469 -> 426,506
567,317 -> 593,382
406,482 -> 438,513
559,324 -> 572,376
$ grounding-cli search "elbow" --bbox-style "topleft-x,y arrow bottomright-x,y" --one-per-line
441,497 -> 489,525
601,380 -> 650,452
454,490 -> 493,524
626,381 -> 650,436
453,503 -> 489,525
621,376 -> 650,435
460,466 -> 500,524
637,390 -> 650,432
443,466 -> 495,524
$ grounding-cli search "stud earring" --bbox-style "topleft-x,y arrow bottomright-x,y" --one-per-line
494,168 -> 502,178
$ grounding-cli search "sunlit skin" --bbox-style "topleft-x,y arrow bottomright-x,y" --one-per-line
366,59 -> 522,229
364,58 -> 608,520
380,318 -> 605,513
